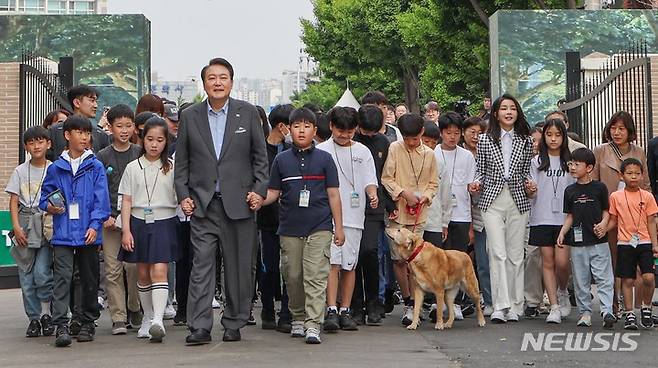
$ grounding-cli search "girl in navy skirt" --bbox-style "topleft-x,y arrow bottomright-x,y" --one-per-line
119,117 -> 178,342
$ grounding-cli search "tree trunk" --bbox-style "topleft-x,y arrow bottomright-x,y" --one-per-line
468,0 -> 489,28
567,0 -> 578,8
402,65 -> 420,114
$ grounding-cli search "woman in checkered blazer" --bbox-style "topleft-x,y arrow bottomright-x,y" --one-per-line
469,94 -> 533,323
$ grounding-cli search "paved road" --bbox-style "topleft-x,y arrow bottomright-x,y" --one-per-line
0,288 -> 655,368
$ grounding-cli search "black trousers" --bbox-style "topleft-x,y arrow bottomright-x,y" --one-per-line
353,219 -> 383,312
175,220 -> 193,319
53,246 -> 100,326
259,229 -> 290,317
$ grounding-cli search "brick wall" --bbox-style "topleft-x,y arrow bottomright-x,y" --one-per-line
0,63 -> 20,210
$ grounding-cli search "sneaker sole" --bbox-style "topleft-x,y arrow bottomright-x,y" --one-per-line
149,325 -> 165,343
624,325 -> 638,330
577,322 -> 591,327
76,335 -> 94,343
112,328 -> 128,335
291,333 -> 305,338
55,337 -> 72,347
305,338 -> 321,344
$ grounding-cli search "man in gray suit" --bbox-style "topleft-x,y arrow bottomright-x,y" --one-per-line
175,58 -> 268,343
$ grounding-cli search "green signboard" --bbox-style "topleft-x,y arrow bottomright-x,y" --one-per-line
0,211 -> 15,267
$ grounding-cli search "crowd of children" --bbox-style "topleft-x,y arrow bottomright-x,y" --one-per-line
5,83 -> 658,348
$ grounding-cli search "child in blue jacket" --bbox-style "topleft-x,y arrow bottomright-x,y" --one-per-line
39,115 -> 110,348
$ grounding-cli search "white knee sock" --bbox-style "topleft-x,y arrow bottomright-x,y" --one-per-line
151,282 -> 169,325
138,284 -> 153,323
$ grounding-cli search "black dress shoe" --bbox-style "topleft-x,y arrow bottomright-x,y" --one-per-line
185,329 -> 212,345
222,328 -> 241,342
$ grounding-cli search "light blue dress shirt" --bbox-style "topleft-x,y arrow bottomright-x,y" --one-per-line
500,128 -> 513,180
208,99 -> 229,192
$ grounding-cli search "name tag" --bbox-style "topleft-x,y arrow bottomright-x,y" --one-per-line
299,190 -> 310,208
350,191 -> 360,208
630,233 -> 640,248
69,202 -> 80,220
573,225 -> 583,243
451,193 -> 458,207
117,194 -> 122,212
551,197 -> 561,213
144,207 -> 155,224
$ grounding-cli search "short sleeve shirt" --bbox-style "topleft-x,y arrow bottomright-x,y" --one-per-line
269,145 -> 339,237
563,181 -> 609,246
118,156 -> 177,220
5,161 -> 51,208
609,188 -> 658,244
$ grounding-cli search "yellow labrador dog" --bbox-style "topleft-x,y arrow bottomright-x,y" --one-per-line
386,227 -> 486,330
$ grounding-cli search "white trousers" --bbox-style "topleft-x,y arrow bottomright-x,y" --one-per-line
482,186 -> 528,315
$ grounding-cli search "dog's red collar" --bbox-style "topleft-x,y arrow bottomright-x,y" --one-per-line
406,243 -> 424,263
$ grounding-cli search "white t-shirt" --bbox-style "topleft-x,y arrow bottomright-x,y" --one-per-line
317,139 -> 377,230
529,155 -> 576,226
424,155 -> 452,233
5,161 -> 51,208
118,156 -> 177,221
434,146 -> 476,223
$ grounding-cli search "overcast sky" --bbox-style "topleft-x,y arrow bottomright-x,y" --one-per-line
108,0 -> 314,81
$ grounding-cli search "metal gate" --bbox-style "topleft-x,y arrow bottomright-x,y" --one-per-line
18,51 -> 74,162
559,42 -> 652,148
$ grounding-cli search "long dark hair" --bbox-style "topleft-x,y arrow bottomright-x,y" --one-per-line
487,94 -> 530,144
538,119 -> 570,172
141,116 -> 172,174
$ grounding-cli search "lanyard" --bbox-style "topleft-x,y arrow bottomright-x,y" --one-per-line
27,161 -> 47,208
333,140 -> 355,191
440,148 -> 458,190
549,160 -> 563,198
623,189 -> 644,234
407,147 -> 426,191
138,157 -> 160,207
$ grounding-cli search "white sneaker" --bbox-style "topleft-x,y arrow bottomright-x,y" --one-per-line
491,310 -> 507,323
148,321 -> 166,342
453,305 -> 464,320
401,306 -> 413,326
546,306 -> 562,324
212,297 -> 222,309
577,314 -> 592,327
305,327 -> 321,344
483,305 -> 494,317
506,310 -> 520,322
137,318 -> 152,339
558,289 -> 571,317
291,321 -> 305,338
163,304 -> 176,320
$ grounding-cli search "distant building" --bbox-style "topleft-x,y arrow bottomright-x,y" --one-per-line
0,0 -> 108,14
151,72 -> 201,105
233,77 -> 284,109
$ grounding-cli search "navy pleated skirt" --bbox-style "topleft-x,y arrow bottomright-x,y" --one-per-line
119,216 -> 180,264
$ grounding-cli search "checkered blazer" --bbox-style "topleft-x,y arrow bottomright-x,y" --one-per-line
474,132 -> 533,213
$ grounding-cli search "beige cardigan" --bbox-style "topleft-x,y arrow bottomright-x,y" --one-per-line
591,143 -> 650,195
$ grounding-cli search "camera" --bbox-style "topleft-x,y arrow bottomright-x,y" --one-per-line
454,100 -> 471,118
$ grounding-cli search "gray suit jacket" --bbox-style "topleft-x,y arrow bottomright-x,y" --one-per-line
174,97 -> 268,220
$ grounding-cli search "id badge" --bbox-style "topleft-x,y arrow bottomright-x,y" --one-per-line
451,193 -> 458,207
350,191 -> 360,208
299,189 -> 310,208
69,202 -> 80,220
630,233 -> 640,248
573,225 -> 583,243
551,197 -> 561,213
144,207 -> 155,224
117,194 -> 122,212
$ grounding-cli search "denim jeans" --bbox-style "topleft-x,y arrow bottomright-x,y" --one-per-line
377,228 -> 395,302
474,230 -> 492,306
18,246 -> 54,320
570,243 -> 614,316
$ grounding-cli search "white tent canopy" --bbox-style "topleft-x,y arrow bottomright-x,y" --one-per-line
334,88 -> 360,109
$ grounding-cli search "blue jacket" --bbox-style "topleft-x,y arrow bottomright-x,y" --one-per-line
39,151 -> 110,247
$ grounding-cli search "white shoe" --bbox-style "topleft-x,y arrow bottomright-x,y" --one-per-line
137,318 -> 152,339
577,314 -> 591,327
558,289 -> 571,317
483,305 -> 494,317
163,304 -> 176,320
506,310 -> 520,322
291,321 -> 305,338
148,322 -> 166,342
401,306 -> 413,326
491,310 -> 507,323
453,305 -> 464,320
212,297 -> 222,309
546,307 -> 562,324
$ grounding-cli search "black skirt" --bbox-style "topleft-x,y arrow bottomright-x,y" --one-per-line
119,216 -> 180,264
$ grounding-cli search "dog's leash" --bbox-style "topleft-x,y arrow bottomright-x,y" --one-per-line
404,202 -> 425,263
